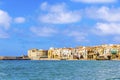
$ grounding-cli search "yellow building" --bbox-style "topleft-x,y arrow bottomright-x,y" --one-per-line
28,49 -> 48,60
86,47 -> 97,60
28,44 -> 120,60
76,46 -> 87,60
48,47 -> 54,59
48,47 -> 73,60
60,48 -> 73,60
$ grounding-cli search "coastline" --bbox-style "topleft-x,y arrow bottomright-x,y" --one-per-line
0,56 -> 119,61
0,56 -> 30,60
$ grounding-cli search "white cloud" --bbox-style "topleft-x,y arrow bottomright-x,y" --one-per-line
0,10 -> 26,38
93,23 -> 120,35
86,6 -> 120,22
72,0 -> 117,3
64,30 -> 87,42
40,2 -> 48,10
39,2 -> 81,24
0,10 -> 12,29
14,17 -> 26,23
0,10 -> 12,38
30,26 -> 57,37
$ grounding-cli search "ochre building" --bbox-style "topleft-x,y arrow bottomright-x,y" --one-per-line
28,44 -> 120,60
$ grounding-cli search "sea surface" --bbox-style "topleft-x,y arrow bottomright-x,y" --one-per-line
0,60 -> 120,80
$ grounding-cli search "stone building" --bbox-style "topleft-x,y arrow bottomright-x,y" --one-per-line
28,44 -> 120,60
60,48 -> 73,60
94,46 -> 105,60
48,47 -> 73,60
75,46 -> 87,60
28,49 -> 48,60
48,47 -> 61,60
48,47 -> 54,59
85,47 -> 97,60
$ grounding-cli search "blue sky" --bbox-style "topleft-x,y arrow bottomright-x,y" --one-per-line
0,0 -> 120,56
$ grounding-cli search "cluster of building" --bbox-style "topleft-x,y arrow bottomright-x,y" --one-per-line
28,44 -> 120,60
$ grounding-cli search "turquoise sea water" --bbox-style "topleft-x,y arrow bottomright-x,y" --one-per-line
0,60 -> 120,80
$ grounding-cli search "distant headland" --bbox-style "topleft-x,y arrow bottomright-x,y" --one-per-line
1,44 -> 120,60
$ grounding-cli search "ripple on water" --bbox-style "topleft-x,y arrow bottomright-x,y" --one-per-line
0,60 -> 120,80
106,78 -> 120,80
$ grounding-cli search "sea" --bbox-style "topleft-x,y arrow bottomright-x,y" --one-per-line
0,60 -> 120,80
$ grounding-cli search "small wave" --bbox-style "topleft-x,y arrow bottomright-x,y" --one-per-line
0,72 -> 7,76
106,78 -> 120,80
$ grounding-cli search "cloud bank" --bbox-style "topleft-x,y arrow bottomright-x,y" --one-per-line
39,2 -> 81,24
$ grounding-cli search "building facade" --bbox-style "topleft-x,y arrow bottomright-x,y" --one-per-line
28,49 -> 48,60
28,44 -> 120,60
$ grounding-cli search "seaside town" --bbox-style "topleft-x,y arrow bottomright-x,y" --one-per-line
1,44 -> 120,60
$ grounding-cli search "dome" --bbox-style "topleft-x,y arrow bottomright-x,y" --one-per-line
111,49 -> 117,54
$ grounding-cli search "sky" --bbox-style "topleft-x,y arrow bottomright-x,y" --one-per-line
0,0 -> 120,56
